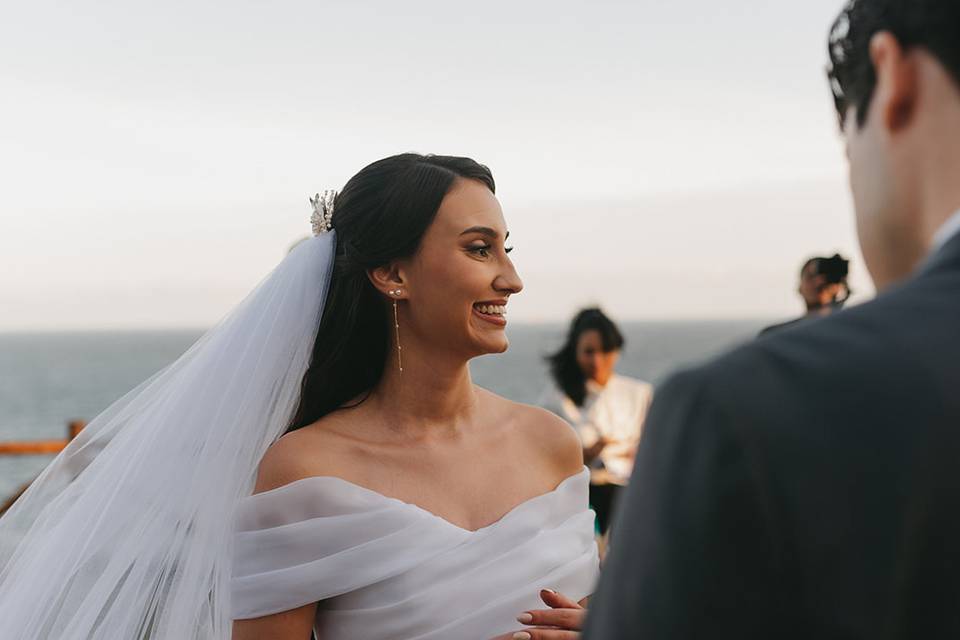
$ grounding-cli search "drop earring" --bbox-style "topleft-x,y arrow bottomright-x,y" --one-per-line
389,290 -> 403,374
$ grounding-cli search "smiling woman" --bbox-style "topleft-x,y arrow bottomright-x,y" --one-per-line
226,154 -> 600,640
0,154 -> 598,640
286,155 -> 512,428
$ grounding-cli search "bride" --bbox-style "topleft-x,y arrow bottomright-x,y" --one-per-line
0,154 -> 599,639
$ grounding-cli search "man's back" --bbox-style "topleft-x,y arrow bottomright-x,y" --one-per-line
584,234 -> 960,638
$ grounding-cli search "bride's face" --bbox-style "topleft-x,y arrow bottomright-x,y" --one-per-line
402,178 -> 523,358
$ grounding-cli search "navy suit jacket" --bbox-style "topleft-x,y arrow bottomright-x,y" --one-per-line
584,232 -> 960,639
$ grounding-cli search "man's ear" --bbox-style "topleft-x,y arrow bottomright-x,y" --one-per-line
367,263 -> 407,298
870,31 -> 919,133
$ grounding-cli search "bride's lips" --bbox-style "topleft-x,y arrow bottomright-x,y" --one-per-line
472,299 -> 508,327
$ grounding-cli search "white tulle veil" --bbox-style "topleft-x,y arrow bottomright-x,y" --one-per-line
0,227 -> 337,639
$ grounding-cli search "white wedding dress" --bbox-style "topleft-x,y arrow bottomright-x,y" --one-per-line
232,467 -> 599,639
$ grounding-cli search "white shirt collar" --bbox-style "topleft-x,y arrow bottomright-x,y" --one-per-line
931,208 -> 960,255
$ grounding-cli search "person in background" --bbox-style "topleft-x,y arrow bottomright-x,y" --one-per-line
760,253 -> 851,335
540,308 -> 653,535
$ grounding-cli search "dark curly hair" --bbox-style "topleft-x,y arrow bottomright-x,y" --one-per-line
826,0 -> 960,128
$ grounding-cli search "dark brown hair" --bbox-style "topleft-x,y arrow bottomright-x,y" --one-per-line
288,154 -> 495,431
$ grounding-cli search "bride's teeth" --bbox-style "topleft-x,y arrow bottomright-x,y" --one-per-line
475,304 -> 507,316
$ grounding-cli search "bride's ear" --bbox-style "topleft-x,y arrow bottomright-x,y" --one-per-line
367,263 -> 407,299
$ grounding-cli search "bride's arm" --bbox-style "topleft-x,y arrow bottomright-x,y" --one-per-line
233,437 -> 325,639
232,603 -> 318,640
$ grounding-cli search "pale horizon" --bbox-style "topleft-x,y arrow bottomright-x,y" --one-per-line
0,0 -> 870,331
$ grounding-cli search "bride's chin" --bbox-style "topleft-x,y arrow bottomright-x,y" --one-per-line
464,319 -> 509,354
473,335 -> 509,355
492,341 -> 509,354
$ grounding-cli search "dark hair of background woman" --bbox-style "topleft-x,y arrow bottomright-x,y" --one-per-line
287,153 -> 495,431
546,308 -> 625,408
803,253 -> 852,304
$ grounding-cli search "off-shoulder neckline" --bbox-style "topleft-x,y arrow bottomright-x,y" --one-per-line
251,466 -> 589,534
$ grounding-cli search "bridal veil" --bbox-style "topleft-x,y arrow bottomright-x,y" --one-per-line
0,229 -> 337,639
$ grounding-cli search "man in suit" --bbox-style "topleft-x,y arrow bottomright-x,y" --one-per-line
583,0 -> 960,638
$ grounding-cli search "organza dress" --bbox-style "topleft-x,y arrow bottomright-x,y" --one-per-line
232,467 -> 599,639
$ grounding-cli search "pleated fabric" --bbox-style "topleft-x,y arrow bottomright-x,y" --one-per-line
232,467 -> 599,639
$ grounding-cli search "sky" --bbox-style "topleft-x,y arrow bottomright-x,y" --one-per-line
0,0 -> 869,330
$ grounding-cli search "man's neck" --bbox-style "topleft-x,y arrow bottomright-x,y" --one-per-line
917,111 -> 960,256
930,207 -> 960,255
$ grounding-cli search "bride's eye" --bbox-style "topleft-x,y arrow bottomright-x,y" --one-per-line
468,244 -> 492,258
505,246 -> 514,254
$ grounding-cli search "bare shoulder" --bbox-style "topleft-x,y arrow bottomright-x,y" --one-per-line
252,415 -> 356,494
479,388 -> 584,478
253,429 -> 318,494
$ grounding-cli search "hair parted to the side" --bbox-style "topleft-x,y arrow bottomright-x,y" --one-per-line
547,308 -> 625,408
827,0 -> 960,128
287,153 -> 495,431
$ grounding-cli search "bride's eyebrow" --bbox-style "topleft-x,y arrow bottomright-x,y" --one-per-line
459,226 -> 510,241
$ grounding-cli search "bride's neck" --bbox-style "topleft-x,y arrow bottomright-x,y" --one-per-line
368,343 -> 479,438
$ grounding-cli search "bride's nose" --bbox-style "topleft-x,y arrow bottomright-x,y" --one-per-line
494,264 -> 523,295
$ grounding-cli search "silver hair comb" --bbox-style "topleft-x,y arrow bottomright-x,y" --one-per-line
310,190 -> 337,236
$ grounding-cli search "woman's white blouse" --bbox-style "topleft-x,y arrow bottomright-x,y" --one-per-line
232,467 -> 599,639
540,375 -> 654,484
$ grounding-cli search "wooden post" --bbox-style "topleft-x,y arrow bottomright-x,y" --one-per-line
68,420 -> 86,440
0,419 -> 88,514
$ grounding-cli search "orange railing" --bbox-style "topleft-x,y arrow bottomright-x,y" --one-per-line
0,420 -> 86,514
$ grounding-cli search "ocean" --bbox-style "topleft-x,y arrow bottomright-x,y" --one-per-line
0,321 -> 765,499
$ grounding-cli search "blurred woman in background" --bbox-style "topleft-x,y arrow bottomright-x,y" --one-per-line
760,253 -> 852,336
540,308 -> 653,535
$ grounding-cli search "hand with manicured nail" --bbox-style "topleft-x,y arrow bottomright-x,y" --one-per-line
490,589 -> 587,640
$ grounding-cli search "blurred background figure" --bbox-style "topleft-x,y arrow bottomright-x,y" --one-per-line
760,253 -> 851,335
539,308 -> 653,535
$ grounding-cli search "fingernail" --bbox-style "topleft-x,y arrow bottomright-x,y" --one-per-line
516,612 -> 533,624
541,588 -> 558,595
513,633 -> 531,640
